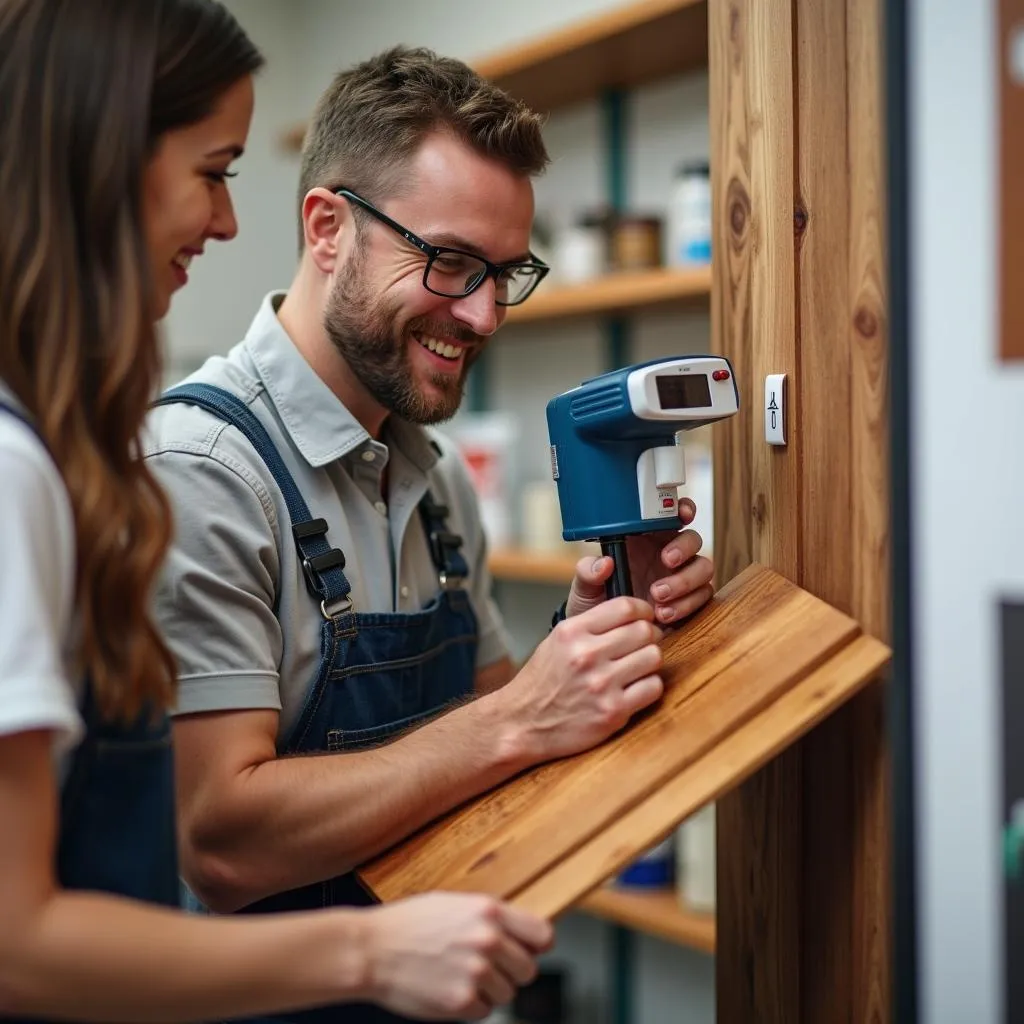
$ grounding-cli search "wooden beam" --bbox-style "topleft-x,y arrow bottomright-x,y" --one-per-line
794,0 -> 855,1018
712,1 -> 802,1019
712,0 -> 891,1019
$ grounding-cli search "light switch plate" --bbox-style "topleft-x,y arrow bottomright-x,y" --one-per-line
765,373 -> 787,445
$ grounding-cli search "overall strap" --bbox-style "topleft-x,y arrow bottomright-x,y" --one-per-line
155,384 -> 351,618
417,492 -> 469,589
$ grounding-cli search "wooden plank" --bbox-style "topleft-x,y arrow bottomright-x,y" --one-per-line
1000,0 -> 1024,359
846,0 -> 892,1019
359,564 -> 861,904
504,266 -> 711,326
712,0 -> 802,1019
577,887 -> 715,953
515,634 -> 891,917
473,0 -> 708,114
794,1 -> 856,1019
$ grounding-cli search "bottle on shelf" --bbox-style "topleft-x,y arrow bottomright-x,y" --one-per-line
676,801 -> 716,912
666,161 -> 712,267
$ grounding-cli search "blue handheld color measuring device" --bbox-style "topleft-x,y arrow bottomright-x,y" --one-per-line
546,355 -> 740,599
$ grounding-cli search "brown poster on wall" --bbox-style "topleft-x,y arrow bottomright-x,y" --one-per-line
1000,0 -> 1024,360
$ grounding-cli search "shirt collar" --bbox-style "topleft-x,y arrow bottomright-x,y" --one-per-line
243,291 -> 439,472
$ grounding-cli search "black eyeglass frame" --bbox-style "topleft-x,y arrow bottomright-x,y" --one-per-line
334,187 -> 550,306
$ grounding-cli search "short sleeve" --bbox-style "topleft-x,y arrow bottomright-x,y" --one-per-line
0,428 -> 82,753
148,448 -> 284,716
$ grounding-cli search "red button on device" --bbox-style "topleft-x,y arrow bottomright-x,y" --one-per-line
662,497 -> 675,509
712,369 -> 730,381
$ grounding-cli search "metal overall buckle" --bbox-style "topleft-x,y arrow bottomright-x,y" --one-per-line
429,528 -> 466,590
293,518 -> 352,618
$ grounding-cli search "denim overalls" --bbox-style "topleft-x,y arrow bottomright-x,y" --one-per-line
0,401 -> 179,1024
159,384 -> 478,1024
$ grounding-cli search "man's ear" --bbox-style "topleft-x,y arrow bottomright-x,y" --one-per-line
301,188 -> 352,274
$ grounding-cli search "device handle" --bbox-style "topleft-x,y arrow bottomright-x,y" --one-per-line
600,537 -> 633,600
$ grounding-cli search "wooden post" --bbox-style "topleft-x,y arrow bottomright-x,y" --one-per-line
711,0 -> 890,1019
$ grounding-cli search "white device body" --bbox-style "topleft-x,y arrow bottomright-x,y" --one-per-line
626,356 -> 738,521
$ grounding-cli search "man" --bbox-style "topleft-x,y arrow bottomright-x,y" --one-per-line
145,46 -> 715,1023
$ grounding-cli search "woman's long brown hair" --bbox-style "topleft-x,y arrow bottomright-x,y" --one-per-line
0,0 -> 262,720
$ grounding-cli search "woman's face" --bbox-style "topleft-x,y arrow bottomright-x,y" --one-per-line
143,75 -> 254,319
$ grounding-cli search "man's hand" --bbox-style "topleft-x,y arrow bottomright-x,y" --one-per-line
564,498 -> 715,627
491,597 -> 664,765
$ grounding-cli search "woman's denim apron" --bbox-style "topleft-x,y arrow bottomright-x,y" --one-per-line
159,385 -> 478,1024
0,400 -> 179,1023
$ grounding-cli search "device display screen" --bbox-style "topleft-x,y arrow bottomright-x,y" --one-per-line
655,373 -> 712,409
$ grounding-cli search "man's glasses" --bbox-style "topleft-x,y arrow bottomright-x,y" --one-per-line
334,188 -> 549,306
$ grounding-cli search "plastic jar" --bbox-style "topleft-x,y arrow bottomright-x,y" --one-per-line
666,161 -> 712,266
552,213 -> 607,283
610,215 -> 662,271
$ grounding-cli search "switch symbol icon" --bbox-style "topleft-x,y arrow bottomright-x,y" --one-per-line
764,373 -> 787,446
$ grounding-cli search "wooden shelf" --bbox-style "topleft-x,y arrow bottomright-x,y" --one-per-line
474,0 -> 708,113
504,266 -> 711,326
577,886 -> 715,954
280,0 -> 708,151
488,547 -> 581,586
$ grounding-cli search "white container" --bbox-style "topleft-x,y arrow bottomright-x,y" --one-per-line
552,220 -> 606,283
445,412 -> 517,550
520,480 -> 565,553
666,162 -> 712,266
676,801 -> 716,912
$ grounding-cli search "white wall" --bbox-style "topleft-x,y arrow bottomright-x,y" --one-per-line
910,1 -> 1024,1021
162,3 -> 714,1020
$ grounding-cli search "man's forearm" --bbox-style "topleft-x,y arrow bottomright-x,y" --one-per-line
185,693 -> 530,912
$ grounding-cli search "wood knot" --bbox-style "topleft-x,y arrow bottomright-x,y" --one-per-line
854,306 -> 879,339
727,178 -> 750,244
730,4 -> 741,43
794,204 -> 809,237
752,492 -> 767,526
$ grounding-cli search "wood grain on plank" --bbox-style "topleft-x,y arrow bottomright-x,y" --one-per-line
514,634 -> 891,919
359,564 -> 862,904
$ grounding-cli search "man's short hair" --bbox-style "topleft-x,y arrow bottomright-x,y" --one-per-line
296,45 -> 550,250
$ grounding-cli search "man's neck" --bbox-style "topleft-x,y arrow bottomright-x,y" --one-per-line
276,276 -> 389,440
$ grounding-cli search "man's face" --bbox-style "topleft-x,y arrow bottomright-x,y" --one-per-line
324,132 -> 535,425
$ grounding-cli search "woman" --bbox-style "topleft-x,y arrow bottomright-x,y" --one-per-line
0,1 -> 550,1021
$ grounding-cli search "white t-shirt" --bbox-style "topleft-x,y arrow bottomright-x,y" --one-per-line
0,386 -> 83,764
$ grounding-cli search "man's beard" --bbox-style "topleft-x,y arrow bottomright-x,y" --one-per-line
324,258 -> 481,426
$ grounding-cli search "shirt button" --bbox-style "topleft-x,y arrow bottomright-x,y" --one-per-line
374,500 -> 387,515
361,450 -> 376,462
400,585 -> 410,598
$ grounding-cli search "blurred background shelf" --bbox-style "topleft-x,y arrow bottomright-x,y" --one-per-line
578,886 -> 716,954
280,0 -> 709,150
488,547 -> 581,585
504,266 -> 711,326
472,0 -> 708,113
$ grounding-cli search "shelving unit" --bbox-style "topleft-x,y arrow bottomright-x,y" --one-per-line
505,266 -> 710,326
488,547 -> 580,585
280,0 -> 708,149
578,887 -> 715,955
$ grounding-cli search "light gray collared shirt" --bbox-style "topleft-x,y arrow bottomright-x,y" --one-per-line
144,293 -> 510,739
